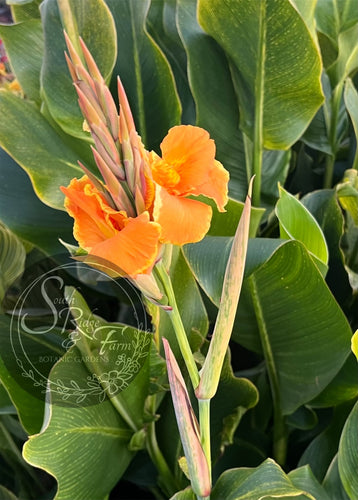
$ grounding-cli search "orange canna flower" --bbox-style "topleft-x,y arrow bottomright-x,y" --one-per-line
61,176 -> 161,277
149,125 -> 229,245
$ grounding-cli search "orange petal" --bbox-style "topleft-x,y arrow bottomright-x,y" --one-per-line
151,126 -> 229,211
61,176 -> 127,249
191,160 -> 229,212
89,212 -> 161,276
153,186 -> 212,245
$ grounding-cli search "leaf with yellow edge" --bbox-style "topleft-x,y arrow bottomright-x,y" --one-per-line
352,330 -> 358,362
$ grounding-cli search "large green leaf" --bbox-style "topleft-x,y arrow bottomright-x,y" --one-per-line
184,239 -> 351,414
106,0 -> 181,152
327,23 -> 358,88
198,0 -> 324,150
323,454 -> 350,500
288,465 -> 330,500
211,458 -> 314,499
40,0 -> 117,139
0,224 -> 25,304
276,185 -> 329,274
0,19 -> 43,103
315,0 -> 358,45
338,400 -> 358,500
0,91 -> 82,209
23,347 -> 134,500
0,148 -> 74,254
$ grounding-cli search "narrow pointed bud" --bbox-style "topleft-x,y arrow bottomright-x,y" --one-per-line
64,52 -> 77,82
196,177 -> 254,400
92,132 -> 124,180
91,123 -> 121,166
117,76 -> 136,134
76,84 -> 106,128
91,147 -> 134,216
163,339 -> 211,498
79,36 -> 104,83
64,31 -> 83,70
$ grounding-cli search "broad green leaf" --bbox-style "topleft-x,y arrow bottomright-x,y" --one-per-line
40,0 -> 117,139
276,185 -> 329,274
106,0 -> 181,152
323,454 -> 350,500
0,485 -> 18,500
177,0 -> 246,201
198,0 -> 324,150
211,458 -> 314,499
289,465 -> 330,500
338,400 -> 358,500
327,23 -> 358,88
171,488 -> 195,500
309,354 -> 358,407
0,315 -> 64,433
10,0 -> 41,23
208,198 -> 264,238
0,224 -> 26,304
0,20 -> 43,103
0,148 -> 74,254
23,347 -> 134,500
0,91 -> 82,209
299,403 -> 354,481
65,287 -> 151,430
185,239 -> 351,414
315,0 -> 358,45
146,0 -> 195,124
337,169 -> 358,225
290,0 -> 318,39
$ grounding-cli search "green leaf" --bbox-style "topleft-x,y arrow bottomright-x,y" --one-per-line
327,23 -> 358,88
208,198 -> 264,238
323,454 -> 350,500
337,169 -> 358,225
289,465 -> 330,500
309,354 -> 358,407
0,485 -> 18,500
344,79 -> 358,170
185,239 -> 351,414
40,0 -> 117,139
106,0 -> 181,151
276,185 -> 329,274
0,91 -> 82,209
0,224 -> 26,304
23,347 -> 134,500
0,148 -> 74,254
198,0 -> 324,149
315,0 -> 358,45
65,287 -> 151,430
211,458 -> 314,499
10,0 -> 41,23
299,403 -> 354,481
0,20 -> 43,103
338,400 -> 358,500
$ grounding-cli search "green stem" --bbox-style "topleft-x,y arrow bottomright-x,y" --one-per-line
146,417 -> 178,497
324,81 -> 344,189
155,261 -> 200,390
249,276 -> 287,465
198,399 -> 211,478
252,0 -> 266,207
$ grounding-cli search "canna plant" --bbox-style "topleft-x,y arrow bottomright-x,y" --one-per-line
0,0 -> 357,500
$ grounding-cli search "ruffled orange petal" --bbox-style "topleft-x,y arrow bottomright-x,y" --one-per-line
151,126 -> 229,212
153,186 -> 212,245
191,160 -> 229,212
61,176 -> 127,249
90,212 -> 161,277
